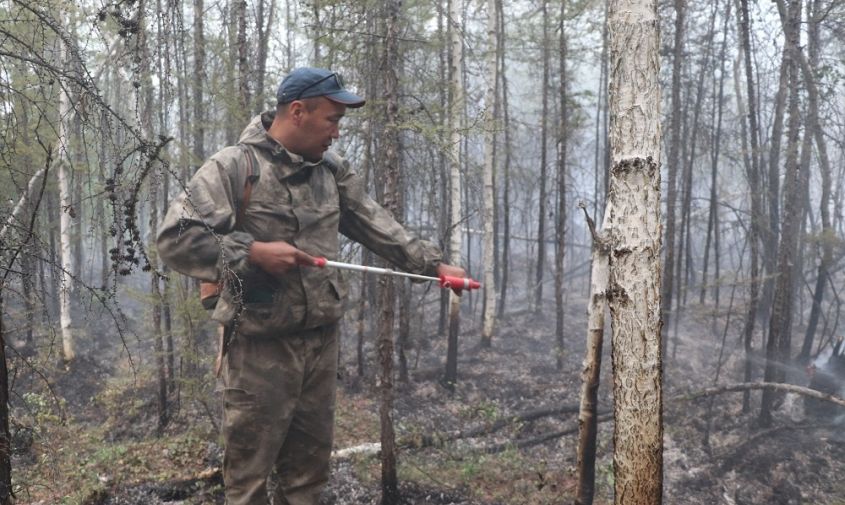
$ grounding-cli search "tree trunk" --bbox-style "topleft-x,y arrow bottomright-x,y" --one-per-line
254,0 -> 276,114
534,0 -> 550,313
137,0 -> 168,431
660,0 -> 684,358
443,0 -> 464,392
496,0 -> 511,320
0,293 -> 11,505
378,0 -> 401,501
607,0 -> 663,502
554,1 -> 568,370
480,0 -> 498,347
193,0 -> 206,165
437,0 -> 450,335
737,0 -> 763,413
760,46 -> 790,327
759,0 -> 803,428
575,208 -> 610,505
795,0 -> 832,362
236,0 -> 250,123
56,37 -> 76,363
700,0 -> 731,306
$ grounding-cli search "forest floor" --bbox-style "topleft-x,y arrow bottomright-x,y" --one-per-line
10,293 -> 845,504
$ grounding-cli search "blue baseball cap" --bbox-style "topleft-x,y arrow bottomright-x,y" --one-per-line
276,67 -> 365,108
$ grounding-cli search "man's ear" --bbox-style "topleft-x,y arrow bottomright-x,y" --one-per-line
289,100 -> 304,126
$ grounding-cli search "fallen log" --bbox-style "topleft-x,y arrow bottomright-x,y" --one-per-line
679,381 -> 845,407
332,403 -> 602,459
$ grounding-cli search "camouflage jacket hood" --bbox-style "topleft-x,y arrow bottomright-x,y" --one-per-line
157,112 -> 442,336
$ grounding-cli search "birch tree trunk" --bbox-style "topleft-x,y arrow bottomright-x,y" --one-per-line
607,0 -> 663,502
378,0 -> 401,500
56,38 -> 76,363
480,0 -> 497,347
444,0 -> 464,391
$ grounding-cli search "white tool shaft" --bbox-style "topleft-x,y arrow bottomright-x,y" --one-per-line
322,259 -> 439,283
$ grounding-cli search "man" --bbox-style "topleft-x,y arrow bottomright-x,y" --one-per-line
157,67 -> 465,504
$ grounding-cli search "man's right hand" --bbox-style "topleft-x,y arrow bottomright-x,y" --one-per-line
249,241 -> 318,277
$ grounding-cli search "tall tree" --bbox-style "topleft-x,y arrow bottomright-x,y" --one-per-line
554,0 -> 568,370
796,0 -> 834,361
136,0 -> 169,431
377,0 -> 401,498
738,0 -> 764,412
759,0 -> 804,428
607,0 -> 663,502
660,0 -> 684,357
480,0 -> 498,347
443,0 -> 464,391
534,0 -> 550,313
700,0 -> 731,307
56,35 -> 76,362
496,0 -> 512,319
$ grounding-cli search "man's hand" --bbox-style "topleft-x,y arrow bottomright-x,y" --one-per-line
436,263 -> 468,295
249,241 -> 318,277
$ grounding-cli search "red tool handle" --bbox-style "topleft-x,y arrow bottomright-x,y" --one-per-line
439,275 -> 481,291
314,257 -> 327,268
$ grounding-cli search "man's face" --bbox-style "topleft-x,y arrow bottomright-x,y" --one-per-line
295,97 -> 346,161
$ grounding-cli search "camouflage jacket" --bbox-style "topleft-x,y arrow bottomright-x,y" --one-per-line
157,112 -> 443,337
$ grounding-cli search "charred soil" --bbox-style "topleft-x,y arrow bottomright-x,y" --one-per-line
12,295 -> 845,504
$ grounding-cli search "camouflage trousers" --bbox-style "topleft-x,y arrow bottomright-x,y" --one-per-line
221,323 -> 339,505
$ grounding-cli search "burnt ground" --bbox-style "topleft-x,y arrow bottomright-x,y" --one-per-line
11,290 -> 845,504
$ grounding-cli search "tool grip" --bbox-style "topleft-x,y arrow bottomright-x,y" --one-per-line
314,257 -> 327,268
439,275 -> 481,291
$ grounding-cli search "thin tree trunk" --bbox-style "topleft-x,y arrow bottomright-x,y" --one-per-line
738,0 -> 763,413
437,0 -> 450,335
593,0 -> 609,221
554,1 -> 567,370
443,0 -> 464,392
236,0 -> 250,122
56,37 -> 76,362
0,293 -> 10,505
796,0 -> 832,362
496,0 -> 511,319
700,0 -> 731,306
761,47 -> 790,326
378,0 -> 401,499
607,0 -> 663,502
661,0 -> 684,358
480,0 -> 498,347
137,0 -> 168,431
575,207 -> 610,505
534,0 -> 550,313
193,0 -> 206,165
254,0 -> 276,114
760,0 -> 803,428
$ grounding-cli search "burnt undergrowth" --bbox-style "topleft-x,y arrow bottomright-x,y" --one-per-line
10,295 -> 845,504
